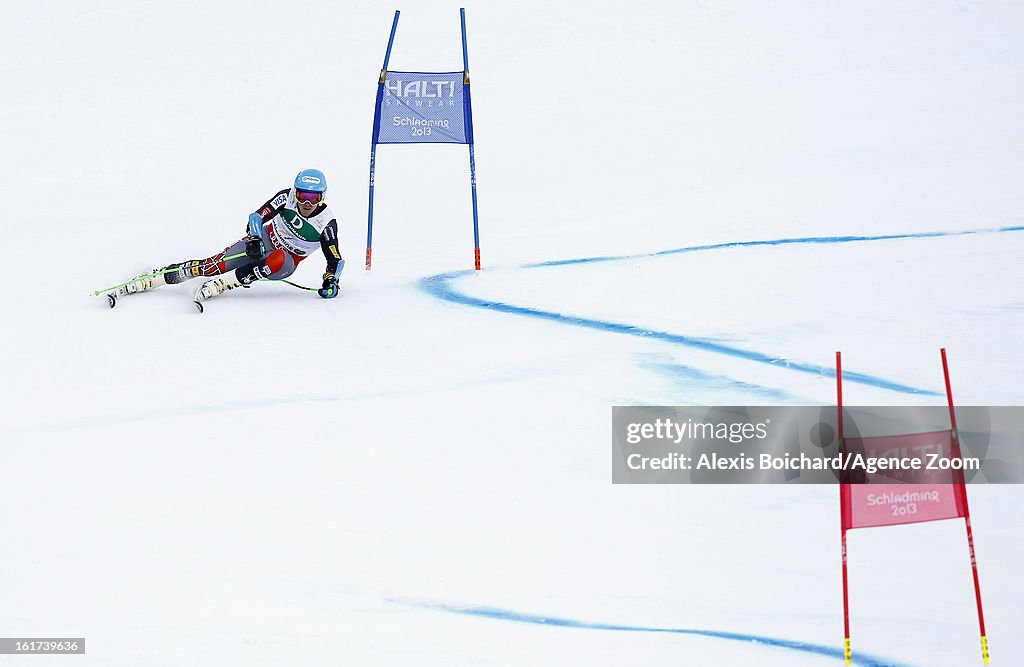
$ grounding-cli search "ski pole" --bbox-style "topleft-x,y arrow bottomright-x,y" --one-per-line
271,279 -> 317,291
90,253 -> 248,296
255,277 -> 317,291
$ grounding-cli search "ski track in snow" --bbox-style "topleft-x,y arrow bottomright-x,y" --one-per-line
421,225 -> 1024,398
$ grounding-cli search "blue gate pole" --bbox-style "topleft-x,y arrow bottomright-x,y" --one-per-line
461,8 -> 481,270
366,10 -> 400,270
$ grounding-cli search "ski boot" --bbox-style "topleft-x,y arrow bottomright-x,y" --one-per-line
106,269 -> 167,307
192,272 -> 244,312
118,271 -> 164,296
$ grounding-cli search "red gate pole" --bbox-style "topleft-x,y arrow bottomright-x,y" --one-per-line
940,348 -> 990,664
837,351 -> 851,665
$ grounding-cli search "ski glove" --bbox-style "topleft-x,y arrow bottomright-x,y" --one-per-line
245,212 -> 265,258
318,272 -> 339,299
245,235 -> 265,259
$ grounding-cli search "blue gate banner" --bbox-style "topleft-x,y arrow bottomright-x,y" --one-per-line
374,71 -> 469,144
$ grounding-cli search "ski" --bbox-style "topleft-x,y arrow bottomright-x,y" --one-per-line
99,287 -> 200,313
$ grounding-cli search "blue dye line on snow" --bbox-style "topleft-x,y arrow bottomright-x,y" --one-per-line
421,226 -> 1024,395
411,601 -> 909,666
643,359 -> 794,402
420,273 -> 922,394
525,225 -> 1024,268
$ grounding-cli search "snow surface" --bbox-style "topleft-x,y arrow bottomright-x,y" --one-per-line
2,1 -> 1023,665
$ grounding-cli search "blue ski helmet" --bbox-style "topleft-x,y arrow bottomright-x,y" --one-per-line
294,168 -> 327,195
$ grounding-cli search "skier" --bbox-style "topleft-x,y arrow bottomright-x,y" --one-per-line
117,168 -> 343,307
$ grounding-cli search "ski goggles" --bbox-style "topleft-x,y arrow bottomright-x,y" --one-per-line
295,189 -> 324,205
